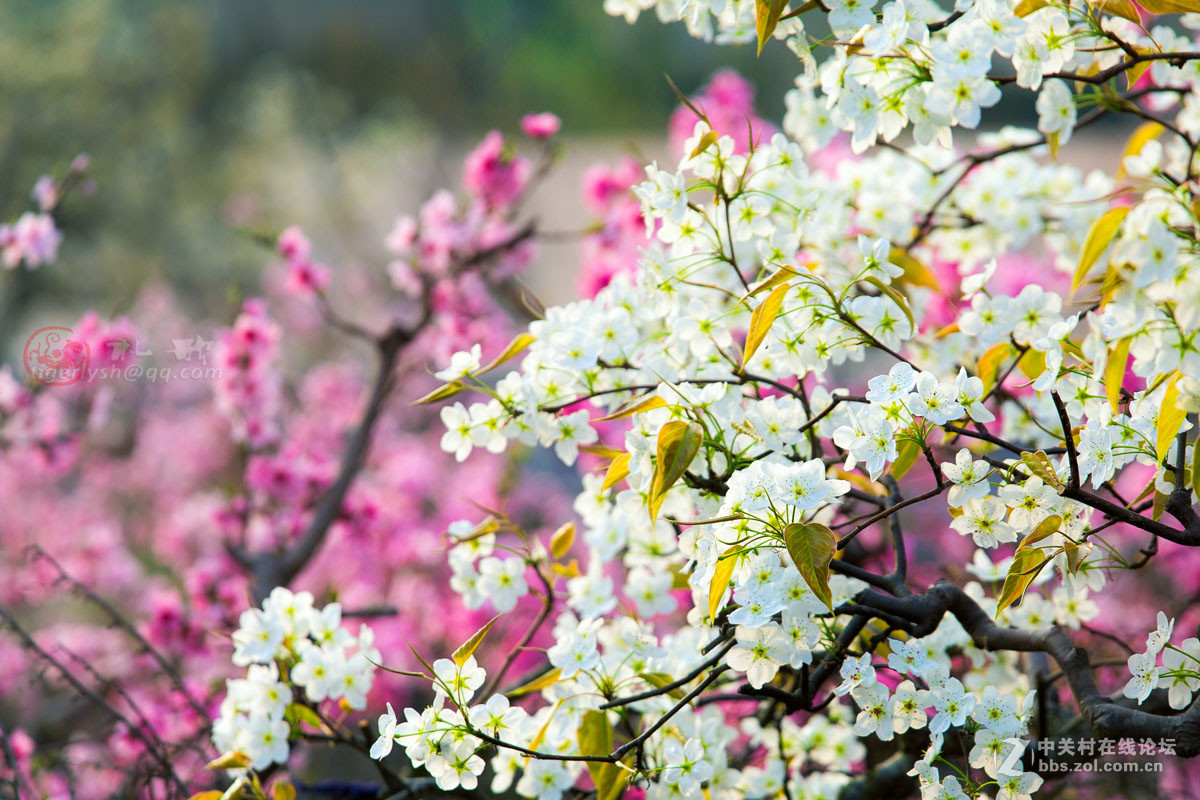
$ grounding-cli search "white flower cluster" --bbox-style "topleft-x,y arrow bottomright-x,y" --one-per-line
603,0 -> 1200,164
411,56 -> 1200,791
1124,612 -> 1200,709
214,587 -> 378,770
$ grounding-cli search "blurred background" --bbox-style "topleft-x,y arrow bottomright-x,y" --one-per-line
0,0 -> 1122,349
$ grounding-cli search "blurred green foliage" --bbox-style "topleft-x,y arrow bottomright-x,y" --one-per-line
0,0 -> 796,333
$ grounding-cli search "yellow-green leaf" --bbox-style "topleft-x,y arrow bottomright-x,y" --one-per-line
551,559 -> 582,578
206,751 -> 252,771
1193,439 -> 1200,496
273,783 -> 296,800
188,793 -> 225,800
580,444 -> 626,458
784,522 -> 838,611
934,321 -> 960,338
1089,0 -> 1142,22
1015,0 -> 1049,15
1046,130 -> 1061,160
1072,207 -> 1128,296
638,672 -> 687,700
594,393 -> 668,421
508,667 -> 562,697
708,546 -> 739,619
996,548 -> 1050,617
891,438 -> 921,480
978,342 -> 1014,395
1137,0 -> 1200,13
550,522 -> 575,560
755,0 -> 790,54
1119,122 -> 1164,178
688,130 -> 721,160
1019,514 -> 1063,549
527,699 -> 561,757
285,702 -> 325,730
453,615 -> 500,667
1022,450 -> 1065,491
578,709 -> 627,800
1157,372 -> 1186,466
601,452 -> 631,492
741,265 -> 802,304
412,380 -> 466,405
1153,472 -> 1173,520
649,420 -> 704,522
742,281 -> 790,368
1105,337 -> 1131,413
1017,348 -> 1046,381
1065,539 -> 1090,574
477,332 -> 536,376
889,248 -> 941,291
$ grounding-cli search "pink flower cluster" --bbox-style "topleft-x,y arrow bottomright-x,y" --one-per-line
577,69 -> 774,297
0,122 -> 571,797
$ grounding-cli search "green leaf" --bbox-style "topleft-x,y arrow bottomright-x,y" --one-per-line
550,522 -> 575,560
453,615 -> 500,667
1105,337 -> 1131,413
784,522 -> 838,612
508,667 -> 562,697
708,545 -> 739,619
1021,450 -> 1064,492
648,421 -> 703,522
1157,372 -> 1186,467
1072,207 -> 1128,297
755,0 -> 790,55
1018,514 -> 1062,549
741,281 -> 790,369
1046,129 -> 1061,160
977,342 -> 1014,395
996,547 -> 1050,617
891,437 -> 921,480
273,783 -> 296,800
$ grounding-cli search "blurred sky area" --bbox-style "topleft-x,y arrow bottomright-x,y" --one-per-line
0,0 -> 1115,339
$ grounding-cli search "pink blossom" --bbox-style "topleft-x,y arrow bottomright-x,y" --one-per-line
521,112 -> 562,138
277,225 -> 312,262
462,130 -> 531,210
667,69 -> 776,158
